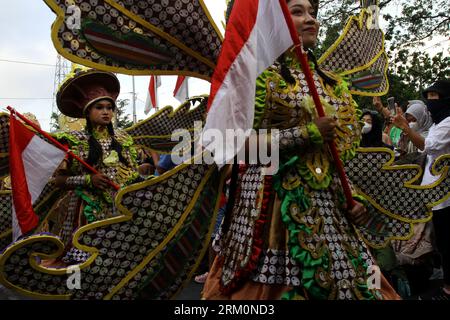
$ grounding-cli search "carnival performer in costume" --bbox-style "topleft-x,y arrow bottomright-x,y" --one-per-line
41,69 -> 141,265
202,0 -> 399,300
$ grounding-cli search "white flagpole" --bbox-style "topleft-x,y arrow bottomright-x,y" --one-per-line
155,76 -> 159,111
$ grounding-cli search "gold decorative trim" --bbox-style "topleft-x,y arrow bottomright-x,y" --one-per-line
43,0 -> 213,81
0,154 -> 217,300
171,168 -> 225,299
104,0 -> 216,69
125,95 -> 207,133
199,0 -> 224,42
0,235 -> 71,300
102,155 -> 216,299
352,148 -> 450,224
318,9 -> 389,97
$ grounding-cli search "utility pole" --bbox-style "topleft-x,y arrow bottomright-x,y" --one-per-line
132,75 -> 137,124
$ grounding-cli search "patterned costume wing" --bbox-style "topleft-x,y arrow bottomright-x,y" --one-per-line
345,148 -> 450,247
0,182 -> 62,253
0,113 -> 9,179
43,0 -> 223,81
0,192 -> 12,252
318,9 -> 389,96
0,156 -> 222,300
126,95 -> 207,154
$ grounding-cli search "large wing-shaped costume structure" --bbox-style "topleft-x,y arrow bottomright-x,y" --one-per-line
345,148 -> 450,248
0,1 -> 448,299
125,95 -> 207,154
0,160 -> 221,300
0,113 -> 9,179
319,8 -> 389,96
42,0 -> 222,81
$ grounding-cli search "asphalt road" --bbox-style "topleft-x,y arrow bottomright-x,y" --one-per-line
0,280 -> 204,300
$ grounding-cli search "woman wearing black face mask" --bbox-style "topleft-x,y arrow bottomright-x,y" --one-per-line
419,79 -> 450,300
424,79 -> 450,125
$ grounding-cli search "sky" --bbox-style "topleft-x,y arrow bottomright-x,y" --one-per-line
0,1 -> 448,132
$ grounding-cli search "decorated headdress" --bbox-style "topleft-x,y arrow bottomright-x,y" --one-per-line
56,69 -> 120,118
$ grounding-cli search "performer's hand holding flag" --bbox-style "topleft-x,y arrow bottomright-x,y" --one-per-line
7,107 -> 119,240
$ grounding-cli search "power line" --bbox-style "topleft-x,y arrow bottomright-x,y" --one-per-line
0,58 -> 62,68
0,98 -> 53,100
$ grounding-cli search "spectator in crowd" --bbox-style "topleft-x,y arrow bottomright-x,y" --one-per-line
418,79 -> 450,300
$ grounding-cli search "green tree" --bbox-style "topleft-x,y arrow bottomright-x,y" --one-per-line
315,0 -> 449,107
50,112 -> 60,132
115,98 -> 134,130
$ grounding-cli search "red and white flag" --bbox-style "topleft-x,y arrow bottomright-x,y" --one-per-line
9,115 -> 66,240
201,0 -> 294,166
173,76 -> 189,103
144,75 -> 161,114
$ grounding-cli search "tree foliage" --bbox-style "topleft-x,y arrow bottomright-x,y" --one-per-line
115,98 -> 134,130
315,0 -> 449,104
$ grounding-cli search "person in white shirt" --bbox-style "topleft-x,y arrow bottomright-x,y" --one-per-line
420,79 -> 450,300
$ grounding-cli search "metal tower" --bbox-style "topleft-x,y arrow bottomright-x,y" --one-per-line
51,54 -> 70,129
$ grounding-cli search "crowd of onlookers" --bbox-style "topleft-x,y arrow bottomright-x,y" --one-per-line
359,79 -> 450,300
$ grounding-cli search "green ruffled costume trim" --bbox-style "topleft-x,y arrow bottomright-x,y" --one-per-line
75,188 -> 102,223
274,158 -> 329,300
274,157 -> 377,300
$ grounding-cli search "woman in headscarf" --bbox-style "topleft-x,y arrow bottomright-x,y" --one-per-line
360,110 -> 392,148
393,100 -> 433,155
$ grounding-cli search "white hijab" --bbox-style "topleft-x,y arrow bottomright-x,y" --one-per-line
405,100 -> 433,137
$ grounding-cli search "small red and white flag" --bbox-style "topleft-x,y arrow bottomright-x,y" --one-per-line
9,115 -> 66,240
173,76 -> 189,103
144,75 -> 161,114
201,0 -> 294,166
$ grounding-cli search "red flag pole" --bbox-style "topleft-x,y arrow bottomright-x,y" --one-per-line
7,106 -> 120,191
278,1 -> 355,208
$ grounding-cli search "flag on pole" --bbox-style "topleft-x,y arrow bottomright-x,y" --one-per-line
144,75 -> 161,114
9,115 -> 66,240
202,0 -> 294,166
173,76 -> 189,103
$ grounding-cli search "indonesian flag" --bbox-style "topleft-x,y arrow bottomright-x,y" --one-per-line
9,115 -> 66,240
144,75 -> 161,114
201,0 -> 294,166
173,76 -> 188,103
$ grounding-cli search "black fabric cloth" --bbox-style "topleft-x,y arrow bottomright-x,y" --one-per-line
426,98 -> 450,124
432,206 -> 450,286
423,79 -> 450,124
